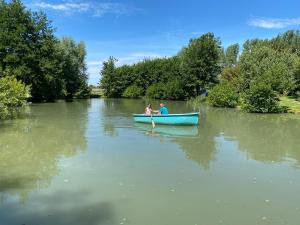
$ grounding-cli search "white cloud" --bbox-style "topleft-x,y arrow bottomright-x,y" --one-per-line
87,60 -> 103,66
248,17 -> 300,29
33,2 -> 89,12
116,52 -> 163,66
29,1 -> 138,17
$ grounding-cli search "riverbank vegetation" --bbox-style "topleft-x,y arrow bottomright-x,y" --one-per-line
0,76 -> 29,119
0,0 -> 89,119
100,30 -> 300,113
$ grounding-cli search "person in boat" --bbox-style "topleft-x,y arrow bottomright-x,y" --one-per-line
145,104 -> 153,115
157,103 -> 169,115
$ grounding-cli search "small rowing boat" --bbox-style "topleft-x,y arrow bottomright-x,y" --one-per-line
133,113 -> 199,125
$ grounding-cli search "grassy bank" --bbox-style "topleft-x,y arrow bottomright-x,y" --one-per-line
90,88 -> 104,98
279,96 -> 300,114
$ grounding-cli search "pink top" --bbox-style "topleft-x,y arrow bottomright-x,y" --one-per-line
145,107 -> 152,115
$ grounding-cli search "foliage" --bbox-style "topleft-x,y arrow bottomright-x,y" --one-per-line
0,0 -> 62,101
279,96 -> 300,114
145,83 -> 165,99
90,87 -> 104,98
100,56 -> 182,98
0,0 -> 88,102
220,66 -> 241,88
74,82 -> 91,99
122,85 -> 143,98
208,81 -> 239,108
164,80 -> 184,100
241,81 -> 283,113
239,45 -> 299,94
144,80 -> 184,100
56,37 -> 88,99
180,32 -> 221,96
100,57 -> 118,98
0,76 -> 30,119
220,43 -> 239,68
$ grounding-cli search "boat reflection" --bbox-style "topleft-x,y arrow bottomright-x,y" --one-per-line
134,123 -> 199,137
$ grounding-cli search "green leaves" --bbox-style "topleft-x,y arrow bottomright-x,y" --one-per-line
0,1 -> 89,102
180,33 -> 221,96
208,81 -> 239,108
0,76 -> 29,119
122,85 -> 143,98
241,81 -> 282,113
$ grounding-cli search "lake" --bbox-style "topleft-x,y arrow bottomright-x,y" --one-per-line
0,98 -> 300,225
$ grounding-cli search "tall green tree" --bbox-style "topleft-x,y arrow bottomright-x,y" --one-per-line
239,45 -> 299,94
0,0 -> 63,101
100,57 -> 118,97
180,33 -> 221,97
221,43 -> 239,68
56,37 -> 88,99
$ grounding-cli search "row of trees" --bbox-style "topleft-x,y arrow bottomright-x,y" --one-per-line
100,30 -> 300,113
0,0 -> 89,104
100,33 -> 221,100
209,30 -> 300,112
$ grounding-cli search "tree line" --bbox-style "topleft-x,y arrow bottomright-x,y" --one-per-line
100,30 -> 300,113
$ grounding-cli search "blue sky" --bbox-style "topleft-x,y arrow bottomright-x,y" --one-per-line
23,0 -> 300,84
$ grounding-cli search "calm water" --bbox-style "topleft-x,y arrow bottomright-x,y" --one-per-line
1,99 -> 300,225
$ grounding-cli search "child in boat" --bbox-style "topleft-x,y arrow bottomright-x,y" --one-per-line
145,104 -> 153,115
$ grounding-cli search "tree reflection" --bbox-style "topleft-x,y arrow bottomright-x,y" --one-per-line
206,107 -> 300,166
174,110 -> 219,170
0,100 -> 89,201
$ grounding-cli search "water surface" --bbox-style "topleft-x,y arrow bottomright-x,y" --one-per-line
0,99 -> 300,225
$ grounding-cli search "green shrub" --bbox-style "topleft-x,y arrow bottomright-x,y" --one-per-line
164,80 -> 184,100
145,80 -> 184,100
208,81 -> 239,107
75,83 -> 91,99
0,77 -> 30,119
122,85 -> 143,98
241,81 -> 282,113
145,83 -> 165,99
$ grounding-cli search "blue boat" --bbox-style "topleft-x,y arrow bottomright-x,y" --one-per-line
133,113 -> 199,125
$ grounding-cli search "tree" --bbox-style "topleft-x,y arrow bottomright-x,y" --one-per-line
0,0 -> 64,101
241,81 -> 283,113
239,45 -> 299,94
100,57 -> 118,97
56,37 -> 88,99
208,81 -> 239,108
180,33 -> 221,97
221,43 -> 239,68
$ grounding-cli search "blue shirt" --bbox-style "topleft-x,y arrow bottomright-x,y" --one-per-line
159,106 -> 169,115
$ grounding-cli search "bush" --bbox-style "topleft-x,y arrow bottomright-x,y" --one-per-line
75,83 -> 91,99
0,77 -> 30,119
241,81 -> 282,113
208,81 -> 239,107
164,80 -> 184,100
145,83 -> 165,99
122,85 -> 143,98
145,80 -> 184,100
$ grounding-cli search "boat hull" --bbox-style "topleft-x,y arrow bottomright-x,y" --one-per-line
133,113 -> 199,125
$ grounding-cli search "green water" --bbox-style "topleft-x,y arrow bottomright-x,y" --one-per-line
1,99 -> 300,225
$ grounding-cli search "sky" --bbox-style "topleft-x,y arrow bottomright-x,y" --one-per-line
23,0 -> 300,85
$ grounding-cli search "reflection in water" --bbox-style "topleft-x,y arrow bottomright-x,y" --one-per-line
1,190 -> 116,225
205,107 -> 300,166
1,99 -> 300,225
0,100 -> 88,201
